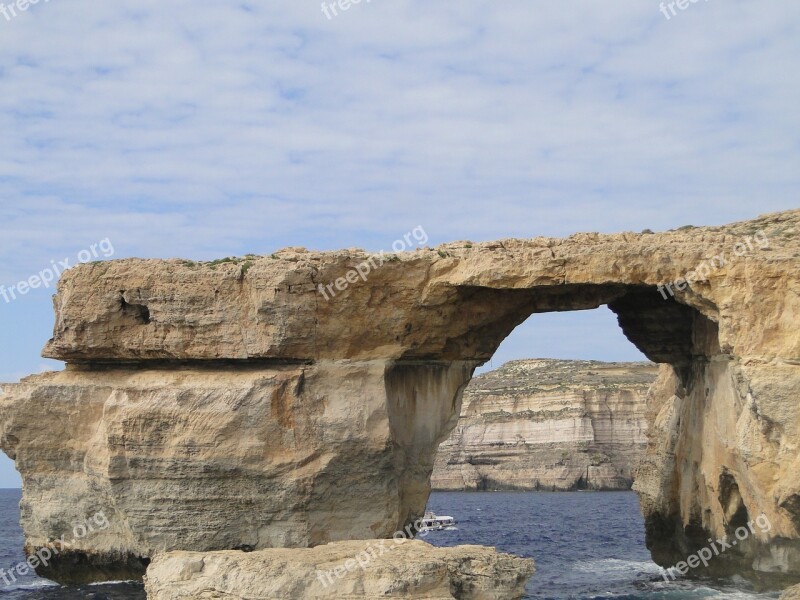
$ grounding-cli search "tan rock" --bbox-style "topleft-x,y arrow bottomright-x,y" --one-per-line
143,540 -> 534,600
39,212 -> 799,365
0,361 -> 474,582
782,583 -> 800,600
432,359 -> 658,491
1,209 -> 798,585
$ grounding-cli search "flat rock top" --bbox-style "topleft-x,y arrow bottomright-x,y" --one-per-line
152,538 -> 528,564
122,209 -> 800,264
144,540 -> 535,600
467,359 -> 659,396
41,210 -> 799,362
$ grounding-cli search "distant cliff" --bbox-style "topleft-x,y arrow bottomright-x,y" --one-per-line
431,359 -> 658,491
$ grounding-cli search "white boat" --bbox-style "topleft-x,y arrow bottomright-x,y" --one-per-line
420,512 -> 458,532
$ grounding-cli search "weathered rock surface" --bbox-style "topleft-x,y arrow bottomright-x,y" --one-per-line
0,361 -> 473,582
431,359 -> 657,491
144,540 -> 534,600
782,583 -> 800,600
1,209 -> 798,586
38,214 -> 798,367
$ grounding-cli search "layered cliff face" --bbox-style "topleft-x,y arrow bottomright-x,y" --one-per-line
0,361 -> 474,582
431,359 -> 658,492
0,209 -> 798,586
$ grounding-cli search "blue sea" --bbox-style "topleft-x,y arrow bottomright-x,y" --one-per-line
0,489 -> 780,599
426,491 -> 779,600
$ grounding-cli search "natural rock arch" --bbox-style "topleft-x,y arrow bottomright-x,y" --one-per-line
1,210 -> 798,584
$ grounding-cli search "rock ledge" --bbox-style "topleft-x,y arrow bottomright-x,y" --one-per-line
144,540 -> 534,600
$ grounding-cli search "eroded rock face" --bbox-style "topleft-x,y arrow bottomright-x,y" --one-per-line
634,344 -> 800,584
431,359 -> 657,491
143,540 -> 534,600
0,361 -> 474,582
1,209 -> 798,585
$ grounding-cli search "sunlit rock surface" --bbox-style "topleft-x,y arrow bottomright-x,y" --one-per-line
144,540 -> 534,600
1,209 -> 798,585
782,583 -> 800,600
0,361 -> 473,582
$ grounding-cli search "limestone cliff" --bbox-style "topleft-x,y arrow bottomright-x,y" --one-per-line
431,359 -> 657,491
143,540 -> 534,600
0,209 -> 797,586
0,362 -> 473,582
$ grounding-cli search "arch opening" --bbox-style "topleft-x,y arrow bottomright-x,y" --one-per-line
424,284 -> 725,590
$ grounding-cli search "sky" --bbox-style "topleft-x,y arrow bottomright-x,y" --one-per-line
0,1 -> 798,487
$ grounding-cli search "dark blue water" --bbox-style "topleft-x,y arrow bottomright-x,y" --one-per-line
0,489 -> 779,599
426,491 -> 779,600
0,490 -> 144,599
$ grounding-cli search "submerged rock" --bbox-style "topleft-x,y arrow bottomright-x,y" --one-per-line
143,540 -> 534,600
